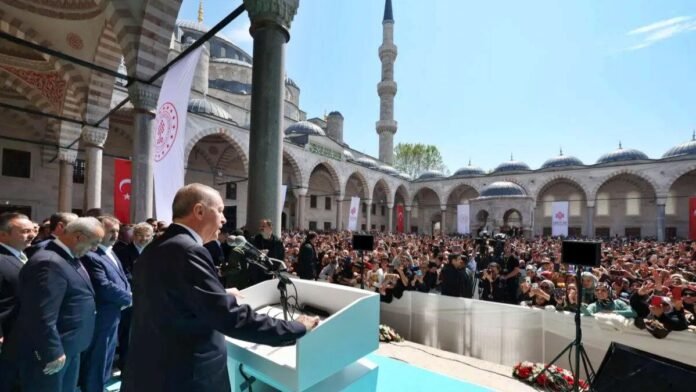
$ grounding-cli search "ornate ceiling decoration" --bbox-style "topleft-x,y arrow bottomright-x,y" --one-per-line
0,0 -> 102,20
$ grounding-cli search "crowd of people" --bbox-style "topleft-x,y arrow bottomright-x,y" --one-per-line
1,196 -> 695,390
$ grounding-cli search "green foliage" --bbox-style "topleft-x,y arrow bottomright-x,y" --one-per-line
393,143 -> 448,178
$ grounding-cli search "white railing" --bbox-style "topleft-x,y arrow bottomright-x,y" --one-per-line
380,291 -> 696,371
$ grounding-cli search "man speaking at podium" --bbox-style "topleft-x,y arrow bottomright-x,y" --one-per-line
122,184 -> 318,392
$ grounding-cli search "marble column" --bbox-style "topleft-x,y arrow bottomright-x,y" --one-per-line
365,199 -> 373,232
243,0 -> 299,238
335,196 -> 344,231
440,205 -> 447,235
405,206 -> 412,233
656,203 -> 666,242
387,204 -> 394,233
127,82 -> 159,223
81,126 -> 108,210
294,189 -> 306,230
58,148 -> 77,212
586,205 -> 595,238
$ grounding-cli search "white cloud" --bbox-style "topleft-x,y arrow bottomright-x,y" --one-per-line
225,20 -> 253,46
626,16 -> 696,50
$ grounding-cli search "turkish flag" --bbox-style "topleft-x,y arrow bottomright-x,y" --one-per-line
689,197 -> 696,240
396,204 -> 404,233
114,159 -> 132,224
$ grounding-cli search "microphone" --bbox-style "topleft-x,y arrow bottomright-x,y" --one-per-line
227,236 -> 276,272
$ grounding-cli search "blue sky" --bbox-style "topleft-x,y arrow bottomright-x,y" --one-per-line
179,0 -> 696,173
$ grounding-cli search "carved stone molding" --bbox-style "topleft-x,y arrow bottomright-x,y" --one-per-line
243,0 -> 299,37
58,148 -> 77,164
127,82 -> 159,112
81,125 -> 108,147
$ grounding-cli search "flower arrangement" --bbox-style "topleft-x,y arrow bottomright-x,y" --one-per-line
379,324 -> 403,343
512,361 -> 589,391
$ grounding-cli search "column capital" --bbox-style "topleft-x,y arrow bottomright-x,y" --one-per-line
364,198 -> 373,205
243,0 -> 299,39
387,203 -> 394,209
440,204 -> 447,211
81,125 -> 109,148
127,82 -> 159,112
405,206 -> 412,212
293,188 -> 308,197
58,148 -> 77,164
586,201 -> 595,208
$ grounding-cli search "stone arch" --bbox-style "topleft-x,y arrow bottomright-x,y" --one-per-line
0,68 -> 57,115
503,209 -> 523,227
534,175 -> 588,203
185,127 -> 249,173
394,184 -> 410,207
84,23 -> 121,124
307,161 -> 341,193
665,163 -> 696,193
445,182 -> 479,206
589,169 -> 660,201
373,178 -> 392,204
411,186 -> 442,208
344,170 -> 370,200
282,148 -> 304,188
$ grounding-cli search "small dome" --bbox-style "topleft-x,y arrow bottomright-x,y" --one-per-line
452,161 -> 485,177
398,172 -> 412,180
480,181 -> 526,198
284,121 -> 325,137
379,165 -> 399,175
596,143 -> 649,164
541,149 -> 584,169
493,156 -> 531,174
663,132 -> 696,159
343,149 -> 354,160
188,98 -> 231,120
328,111 -> 344,118
355,157 -> 378,168
417,170 -> 445,180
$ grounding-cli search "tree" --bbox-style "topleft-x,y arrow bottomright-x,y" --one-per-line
393,143 -> 448,179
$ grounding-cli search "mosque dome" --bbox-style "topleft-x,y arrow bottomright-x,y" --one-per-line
398,172 -> 412,180
284,121 -> 325,137
379,165 -> 400,175
596,143 -> 649,164
479,181 -> 526,198
355,157 -> 378,168
416,170 -> 445,181
343,149 -> 354,161
662,132 -> 696,159
188,98 -> 231,121
540,149 -> 584,169
452,161 -> 485,177
493,156 -> 531,174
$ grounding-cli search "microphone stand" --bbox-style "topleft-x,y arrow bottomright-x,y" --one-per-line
244,255 -> 292,321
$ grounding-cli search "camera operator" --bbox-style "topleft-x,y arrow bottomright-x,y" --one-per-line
500,243 -> 521,304
481,262 -> 506,302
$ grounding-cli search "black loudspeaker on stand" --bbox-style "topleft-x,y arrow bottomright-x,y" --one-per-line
534,241 -> 602,392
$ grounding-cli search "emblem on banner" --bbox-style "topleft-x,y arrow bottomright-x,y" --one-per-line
351,207 -> 357,215
154,102 -> 179,162
555,211 -> 565,220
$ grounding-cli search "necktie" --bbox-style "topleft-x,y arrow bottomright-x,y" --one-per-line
18,252 -> 28,264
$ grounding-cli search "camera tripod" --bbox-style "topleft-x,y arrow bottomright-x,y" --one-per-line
534,266 -> 595,392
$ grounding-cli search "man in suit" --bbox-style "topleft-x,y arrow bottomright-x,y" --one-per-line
79,216 -> 131,392
121,183 -> 318,392
2,217 -> 103,392
0,212 -> 35,391
112,221 -> 152,370
297,231 -> 318,280
249,219 -> 285,285
25,212 -> 78,258
204,229 -> 231,268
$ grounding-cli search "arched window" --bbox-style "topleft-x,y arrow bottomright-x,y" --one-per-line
596,192 -> 609,216
626,191 -> 640,216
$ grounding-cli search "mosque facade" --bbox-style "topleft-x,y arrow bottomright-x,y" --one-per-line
0,0 -> 695,240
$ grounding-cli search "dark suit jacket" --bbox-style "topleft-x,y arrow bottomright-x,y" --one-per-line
7,241 -> 96,363
0,246 -> 23,340
204,241 -> 225,267
24,234 -> 55,259
113,242 -> 139,283
297,242 -> 317,279
81,248 -> 131,320
121,224 -> 306,392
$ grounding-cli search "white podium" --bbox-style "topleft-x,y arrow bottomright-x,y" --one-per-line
225,279 -> 380,392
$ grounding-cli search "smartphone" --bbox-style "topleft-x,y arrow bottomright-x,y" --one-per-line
532,283 -> 539,290
650,296 -> 663,307
673,286 -> 683,301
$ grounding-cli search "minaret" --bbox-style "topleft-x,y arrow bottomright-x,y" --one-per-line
376,0 -> 397,164
198,0 -> 204,24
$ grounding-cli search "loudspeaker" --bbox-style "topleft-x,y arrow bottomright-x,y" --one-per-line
352,235 -> 374,251
593,342 -> 696,392
561,240 -> 601,267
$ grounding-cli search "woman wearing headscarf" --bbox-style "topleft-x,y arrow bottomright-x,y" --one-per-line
581,282 -> 637,318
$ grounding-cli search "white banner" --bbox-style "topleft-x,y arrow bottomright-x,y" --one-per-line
347,197 -> 360,231
551,201 -> 569,237
153,46 -> 203,223
456,204 -> 470,234
280,185 -> 287,208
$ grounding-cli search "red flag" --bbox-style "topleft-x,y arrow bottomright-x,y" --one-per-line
689,197 -> 696,240
114,159 -> 132,224
396,204 -> 404,233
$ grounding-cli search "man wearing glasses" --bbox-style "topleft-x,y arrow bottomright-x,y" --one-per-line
1,217 -> 104,392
